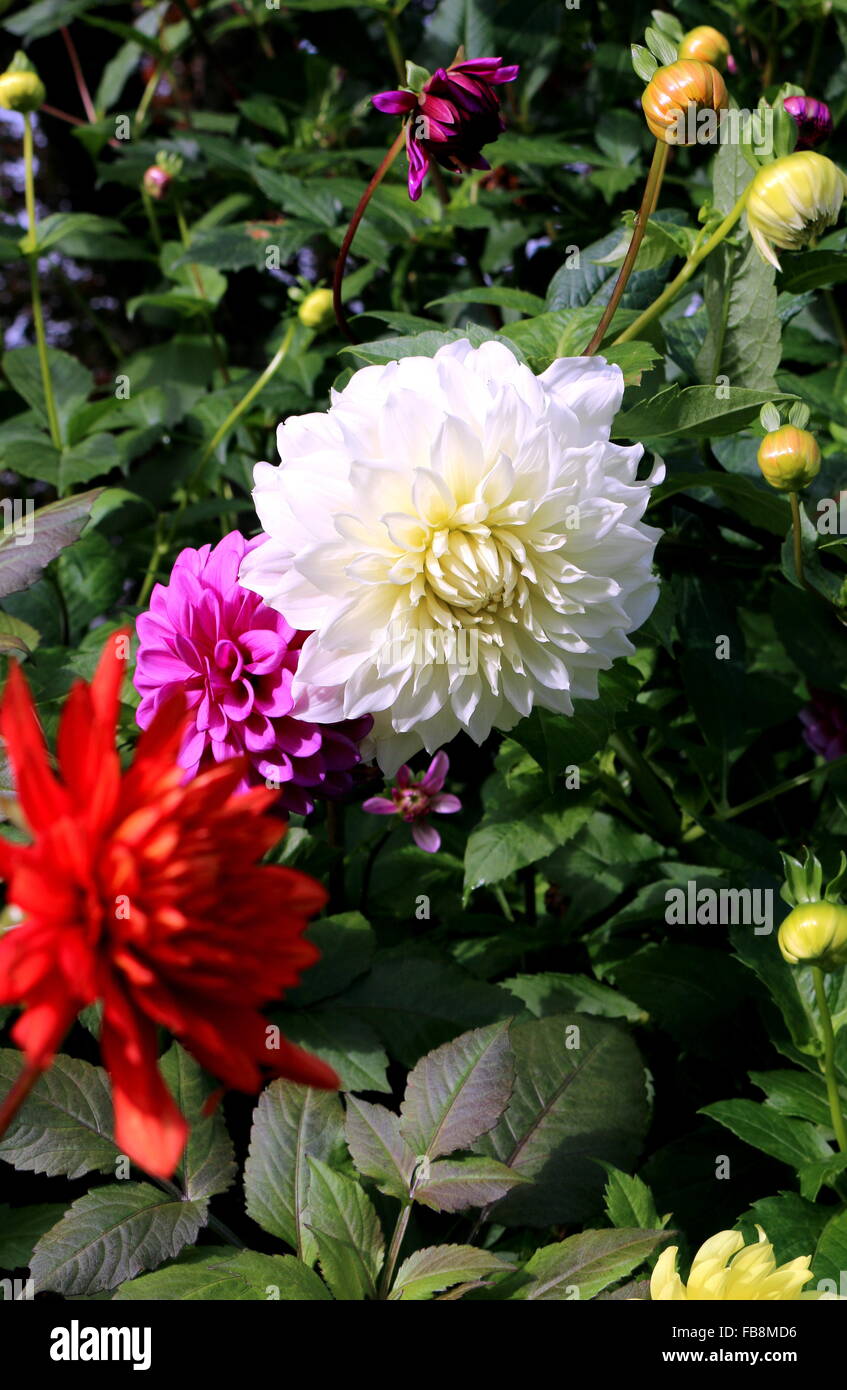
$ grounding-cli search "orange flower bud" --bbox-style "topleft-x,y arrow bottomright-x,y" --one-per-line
641,60 -> 729,145
678,25 -> 731,70
757,425 -> 821,491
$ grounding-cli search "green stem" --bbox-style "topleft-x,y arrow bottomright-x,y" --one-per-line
383,11 -> 406,83
137,515 -> 168,609
585,139 -> 668,355
609,731 -> 678,839
718,753 -> 847,822
194,320 -> 297,482
23,113 -> 62,454
493,884 -> 514,922
812,966 -> 847,1153
379,1203 -> 412,1298
612,185 -> 752,346
174,195 -> 231,385
790,491 -> 808,589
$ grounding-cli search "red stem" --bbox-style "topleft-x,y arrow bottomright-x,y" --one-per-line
61,25 -> 98,124
333,127 -> 406,343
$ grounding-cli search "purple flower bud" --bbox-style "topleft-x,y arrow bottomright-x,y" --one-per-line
799,689 -> 847,761
371,55 -> 519,201
784,95 -> 833,150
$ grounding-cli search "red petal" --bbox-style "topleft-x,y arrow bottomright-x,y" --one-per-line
0,663 -> 70,832
101,982 -> 188,1178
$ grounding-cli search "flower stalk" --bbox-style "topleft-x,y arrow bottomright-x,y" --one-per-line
612,183 -> 751,345
22,112 -> 62,454
812,965 -> 847,1153
584,139 -> 668,355
333,128 -> 406,342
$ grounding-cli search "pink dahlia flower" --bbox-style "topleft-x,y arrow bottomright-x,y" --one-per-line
362,750 -> 461,852
372,56 -> 519,201
134,531 -> 372,814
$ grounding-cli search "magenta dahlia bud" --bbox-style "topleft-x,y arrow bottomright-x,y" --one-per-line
783,95 -> 833,150
143,165 -> 172,200
372,55 -> 519,201
799,690 -> 847,762
134,531 -> 372,814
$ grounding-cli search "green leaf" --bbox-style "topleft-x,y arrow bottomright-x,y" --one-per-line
798,1154 -> 847,1202
342,326 -> 517,367
738,1193 -> 829,1265
426,287 -> 547,315
464,741 -> 594,894
652,468 -> 788,535
244,1081 -> 346,1264
114,1247 -> 332,1301
601,1165 -> 663,1230
513,1228 -> 667,1300
389,1244 -> 512,1301
285,912 -> 375,1007
337,955 -> 511,1068
475,1014 -> 650,1225
700,1099 -> 832,1169
29,1183 -> 208,1296
0,489 -> 103,600
399,1020 -> 514,1160
414,1155 -> 528,1212
344,1097 -> 416,1202
279,1010 -> 390,1093
31,213 -> 129,257
504,973 -> 647,1024
509,663 -> 642,787
306,1158 -> 384,1301
749,1069 -> 840,1130
2,347 -> 91,444
779,251 -> 847,293
0,1051 -> 115,1180
159,1045 -> 236,1201
612,385 -> 797,440
0,1205 -> 68,1270
813,1209 -> 847,1286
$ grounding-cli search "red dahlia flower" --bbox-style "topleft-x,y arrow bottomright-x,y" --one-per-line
0,631 -> 336,1178
372,56 -> 519,200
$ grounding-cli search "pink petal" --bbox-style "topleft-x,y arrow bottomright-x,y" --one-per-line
372,89 -> 417,115
431,793 -> 461,814
412,820 -> 441,853
420,749 -> 449,793
362,796 -> 397,815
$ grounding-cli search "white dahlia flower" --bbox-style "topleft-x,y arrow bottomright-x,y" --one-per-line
239,339 -> 663,773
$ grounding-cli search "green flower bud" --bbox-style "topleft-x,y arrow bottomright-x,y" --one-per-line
297,288 -> 334,330
778,901 -> 847,971
0,52 -> 45,113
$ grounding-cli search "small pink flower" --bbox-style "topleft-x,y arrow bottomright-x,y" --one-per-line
362,750 -> 461,852
784,96 -> 833,150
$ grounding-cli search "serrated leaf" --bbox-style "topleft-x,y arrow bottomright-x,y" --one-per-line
390,1244 -> 513,1301
601,1165 -> 663,1229
474,1015 -> 650,1226
114,1247 -> 332,1301
513,1228 -> 667,1300
280,1010 -> 389,1093
159,1045 -> 236,1201
509,663 -> 642,788
0,1204 -> 68,1270
700,1099 -> 832,1169
2,347 -> 91,443
400,1020 -> 514,1161
29,1183 -> 208,1296
344,1097 -> 416,1202
0,489 -> 103,600
0,1051 -> 115,1180
414,1155 -> 527,1212
612,384 -> 797,440
244,1081 -> 345,1264
285,912 -> 375,1007
306,1158 -> 384,1301
813,1209 -> 847,1286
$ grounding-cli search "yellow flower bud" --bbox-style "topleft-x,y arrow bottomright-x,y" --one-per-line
778,901 -> 847,970
757,424 -> 821,491
651,1227 -> 815,1301
678,25 -> 731,70
641,60 -> 729,145
0,68 -> 45,114
747,151 -> 847,270
297,287 -> 334,330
